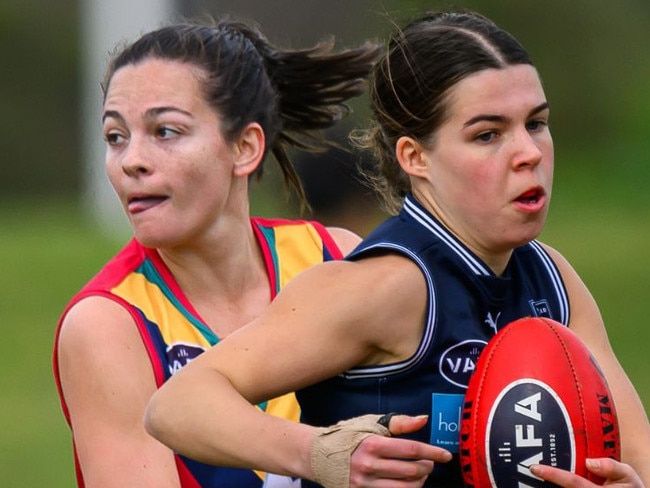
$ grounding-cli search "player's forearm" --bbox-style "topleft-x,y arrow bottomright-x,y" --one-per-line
611,377 -> 650,485
622,429 -> 650,486
145,369 -> 314,479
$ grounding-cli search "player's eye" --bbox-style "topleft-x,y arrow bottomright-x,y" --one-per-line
476,131 -> 498,143
104,131 -> 125,145
526,119 -> 548,132
156,126 -> 180,139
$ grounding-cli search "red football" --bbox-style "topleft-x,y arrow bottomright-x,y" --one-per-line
459,317 -> 619,487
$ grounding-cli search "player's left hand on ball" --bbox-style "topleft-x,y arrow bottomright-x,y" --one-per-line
531,458 -> 644,488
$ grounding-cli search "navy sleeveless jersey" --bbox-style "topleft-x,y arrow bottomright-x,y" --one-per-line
297,195 -> 569,487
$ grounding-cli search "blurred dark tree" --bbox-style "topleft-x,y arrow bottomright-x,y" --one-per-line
0,0 -> 79,199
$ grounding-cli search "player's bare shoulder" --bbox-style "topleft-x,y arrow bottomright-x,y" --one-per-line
57,295 -> 149,384
59,296 -> 135,346
325,226 -> 362,255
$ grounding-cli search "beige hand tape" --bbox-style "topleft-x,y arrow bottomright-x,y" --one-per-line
310,414 -> 392,488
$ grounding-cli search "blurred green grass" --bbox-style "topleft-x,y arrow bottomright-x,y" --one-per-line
1,150 -> 649,486
0,199 -> 120,487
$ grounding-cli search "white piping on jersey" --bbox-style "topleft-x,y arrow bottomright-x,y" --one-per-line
341,198 -> 570,379
404,196 -> 492,276
406,197 -> 569,325
341,242 -> 436,379
528,240 -> 570,325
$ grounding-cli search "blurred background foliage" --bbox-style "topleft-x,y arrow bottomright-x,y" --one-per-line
3,0 -> 650,203
1,0 -> 649,486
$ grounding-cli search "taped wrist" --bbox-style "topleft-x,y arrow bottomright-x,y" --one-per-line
309,414 -> 392,488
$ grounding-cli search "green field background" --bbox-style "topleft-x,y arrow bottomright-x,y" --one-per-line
2,0 -> 649,486
2,146 -> 649,486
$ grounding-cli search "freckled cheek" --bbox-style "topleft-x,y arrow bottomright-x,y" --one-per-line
540,147 -> 555,186
181,161 -> 224,200
104,159 -> 124,194
466,170 -> 505,216
467,166 -> 494,193
540,135 -> 554,164
544,162 -> 554,186
444,171 -> 490,217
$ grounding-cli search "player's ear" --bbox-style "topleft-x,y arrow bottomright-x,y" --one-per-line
232,122 -> 265,177
396,136 -> 428,178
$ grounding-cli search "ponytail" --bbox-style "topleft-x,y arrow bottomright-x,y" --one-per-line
240,27 -> 382,210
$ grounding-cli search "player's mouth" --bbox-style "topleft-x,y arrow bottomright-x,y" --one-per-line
514,187 -> 546,212
127,194 -> 168,214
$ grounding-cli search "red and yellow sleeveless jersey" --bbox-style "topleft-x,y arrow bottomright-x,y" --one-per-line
53,217 -> 344,488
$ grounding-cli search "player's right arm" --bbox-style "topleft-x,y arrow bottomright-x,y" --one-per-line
145,256 -> 451,485
57,296 -> 181,488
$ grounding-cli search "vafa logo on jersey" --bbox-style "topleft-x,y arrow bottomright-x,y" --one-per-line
166,343 -> 206,375
439,310 -> 497,388
440,301 -> 552,388
439,339 -> 487,388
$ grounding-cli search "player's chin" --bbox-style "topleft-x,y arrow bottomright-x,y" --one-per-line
510,222 -> 545,247
132,225 -> 188,249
